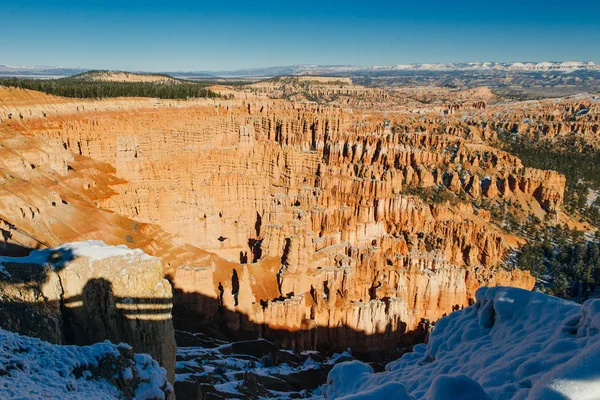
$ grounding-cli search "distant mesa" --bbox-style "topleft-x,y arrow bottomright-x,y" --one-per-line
71,70 -> 181,84
200,60 -> 598,78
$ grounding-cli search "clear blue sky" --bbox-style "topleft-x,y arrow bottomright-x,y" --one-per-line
1,0 -> 598,72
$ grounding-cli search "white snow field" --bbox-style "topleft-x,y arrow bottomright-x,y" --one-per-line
0,328 -> 172,399
326,287 -> 600,399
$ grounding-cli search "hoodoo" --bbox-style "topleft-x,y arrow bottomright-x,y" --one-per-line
0,86 -> 542,354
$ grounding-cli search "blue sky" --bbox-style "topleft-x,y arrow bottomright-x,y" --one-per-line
1,1 -> 598,71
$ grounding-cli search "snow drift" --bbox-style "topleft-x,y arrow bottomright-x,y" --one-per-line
0,328 -> 173,399
326,286 -> 600,399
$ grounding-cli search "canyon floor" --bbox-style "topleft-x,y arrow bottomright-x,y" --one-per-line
0,75 -> 599,398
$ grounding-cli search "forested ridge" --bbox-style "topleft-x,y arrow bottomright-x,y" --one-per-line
498,131 -> 600,226
497,131 -> 600,301
0,75 -> 222,99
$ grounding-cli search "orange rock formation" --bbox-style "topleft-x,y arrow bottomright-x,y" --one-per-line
0,84 -> 551,353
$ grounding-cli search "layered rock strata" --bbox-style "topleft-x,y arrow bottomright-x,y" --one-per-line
0,86 -> 548,353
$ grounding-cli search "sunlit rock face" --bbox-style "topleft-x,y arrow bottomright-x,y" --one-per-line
0,85 -> 555,353
0,241 -> 176,383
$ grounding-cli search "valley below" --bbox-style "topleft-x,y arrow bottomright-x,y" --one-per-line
0,73 -> 599,399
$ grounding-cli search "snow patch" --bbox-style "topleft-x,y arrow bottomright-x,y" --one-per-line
0,328 -> 171,399
326,287 -> 600,399
0,240 -> 155,270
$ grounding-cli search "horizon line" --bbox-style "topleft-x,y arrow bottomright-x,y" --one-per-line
1,59 -> 597,74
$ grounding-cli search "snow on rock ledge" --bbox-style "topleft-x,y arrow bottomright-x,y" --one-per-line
0,240 -> 176,383
0,327 -> 172,399
0,240 -> 155,274
326,287 -> 600,399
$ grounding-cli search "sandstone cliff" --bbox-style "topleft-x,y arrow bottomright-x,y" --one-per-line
0,86 -> 547,354
0,241 -> 176,383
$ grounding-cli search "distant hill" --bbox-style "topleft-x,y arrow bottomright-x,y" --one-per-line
193,61 -> 598,78
1,61 -> 596,80
72,70 -> 180,84
0,70 -> 222,99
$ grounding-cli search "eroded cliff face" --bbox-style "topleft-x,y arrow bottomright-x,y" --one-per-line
0,241 -> 176,383
388,93 -> 600,153
0,85 -> 546,353
249,76 -> 394,108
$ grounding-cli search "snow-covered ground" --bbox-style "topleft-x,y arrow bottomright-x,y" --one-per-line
3,285 -> 597,399
0,240 -> 154,278
326,286 -> 600,399
174,287 -> 600,399
175,331 -> 355,398
0,328 -> 172,399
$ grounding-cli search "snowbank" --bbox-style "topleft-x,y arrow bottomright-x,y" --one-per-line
0,328 -> 172,399
0,240 -> 154,274
326,287 -> 600,399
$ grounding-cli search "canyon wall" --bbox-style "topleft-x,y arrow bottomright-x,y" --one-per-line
0,86 -> 554,353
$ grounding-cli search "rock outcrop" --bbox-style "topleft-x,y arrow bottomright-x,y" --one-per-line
0,241 -> 176,383
249,76 -> 393,108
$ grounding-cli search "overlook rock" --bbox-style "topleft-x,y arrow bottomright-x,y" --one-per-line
0,241 -> 176,383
